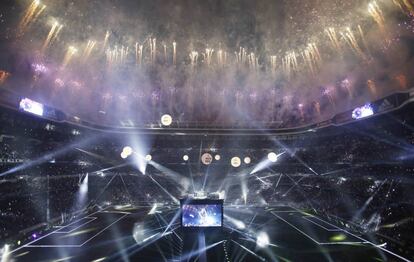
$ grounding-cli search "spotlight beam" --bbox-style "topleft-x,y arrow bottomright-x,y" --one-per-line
172,240 -> 224,262
148,161 -> 190,192
231,240 -> 266,261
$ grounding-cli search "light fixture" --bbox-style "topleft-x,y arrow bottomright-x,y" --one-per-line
121,151 -> 128,159
123,146 -> 133,156
215,155 -> 221,161
145,154 -> 152,161
231,157 -> 241,168
161,114 -> 173,126
183,155 -> 189,161
267,152 -> 278,163
244,157 -> 251,164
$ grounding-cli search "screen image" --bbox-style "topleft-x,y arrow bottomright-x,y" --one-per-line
182,204 -> 222,227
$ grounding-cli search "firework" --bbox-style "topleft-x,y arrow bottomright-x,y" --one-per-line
153,38 -> 157,64
341,27 -> 368,61
325,27 -> 342,54
173,42 -> 177,65
314,102 -> 321,117
164,44 -> 167,63
41,21 -> 62,53
340,78 -> 353,98
394,74 -> 408,89
357,25 -> 371,56
367,79 -> 377,95
205,48 -> 214,66
103,31 -> 110,51
135,43 -> 143,65
190,51 -> 199,68
82,40 -> 96,61
393,0 -> 414,15
149,38 -> 157,64
270,55 -> 277,74
0,71 -> 10,85
368,1 -> 386,34
18,0 -> 45,36
62,46 -> 77,68
282,51 -> 298,78
217,49 -> 224,67
302,43 -> 322,75
248,53 -> 258,71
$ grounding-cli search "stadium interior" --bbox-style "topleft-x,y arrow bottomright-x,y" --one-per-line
1,0 -> 414,261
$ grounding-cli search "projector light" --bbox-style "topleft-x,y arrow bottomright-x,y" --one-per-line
145,154 -> 152,161
183,155 -> 189,161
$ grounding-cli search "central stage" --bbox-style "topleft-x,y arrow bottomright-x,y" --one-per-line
7,205 -> 408,262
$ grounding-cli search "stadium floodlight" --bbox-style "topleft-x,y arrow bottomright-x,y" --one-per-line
256,232 -> 270,248
267,152 -> 278,163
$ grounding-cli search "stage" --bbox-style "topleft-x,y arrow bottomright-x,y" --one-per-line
6,205 -> 409,262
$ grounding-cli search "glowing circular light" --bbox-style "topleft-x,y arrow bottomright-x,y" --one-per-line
201,153 -> 213,165
123,146 -> 133,156
256,232 -> 270,248
121,151 -> 128,159
161,114 -> 173,126
268,152 -> 278,163
231,157 -> 241,168
215,155 -> 221,161
145,154 -> 152,161
183,155 -> 189,161
244,157 -> 251,164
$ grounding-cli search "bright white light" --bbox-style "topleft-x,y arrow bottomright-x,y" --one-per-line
123,146 -> 133,156
161,114 -> 173,126
79,174 -> 88,195
183,155 -> 189,161
225,215 -> 246,230
19,98 -> 44,116
352,104 -> 374,120
244,157 -> 251,164
231,157 -> 241,167
267,152 -> 278,163
120,151 -> 128,159
148,203 -> 157,215
1,244 -> 10,262
201,153 -> 213,165
145,154 -> 152,161
256,232 -> 270,248
215,155 -> 221,161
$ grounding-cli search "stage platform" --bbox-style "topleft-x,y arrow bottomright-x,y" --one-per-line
7,205 -> 410,262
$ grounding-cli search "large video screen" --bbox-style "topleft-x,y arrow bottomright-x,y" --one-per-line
181,201 -> 223,228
